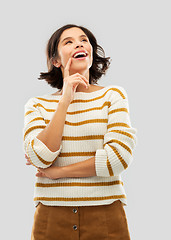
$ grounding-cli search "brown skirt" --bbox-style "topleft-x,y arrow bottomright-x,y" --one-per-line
31,200 -> 131,240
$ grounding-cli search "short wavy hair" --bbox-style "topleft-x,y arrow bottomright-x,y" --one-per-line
38,24 -> 111,90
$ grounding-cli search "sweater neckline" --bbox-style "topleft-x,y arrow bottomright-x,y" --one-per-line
46,85 -> 112,98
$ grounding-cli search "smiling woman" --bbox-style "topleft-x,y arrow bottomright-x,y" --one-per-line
23,23 -> 136,240
38,24 -> 111,91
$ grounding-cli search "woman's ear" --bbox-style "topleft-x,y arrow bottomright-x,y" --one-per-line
52,59 -> 61,68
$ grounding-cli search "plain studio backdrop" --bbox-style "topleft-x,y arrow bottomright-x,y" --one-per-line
0,0 -> 170,239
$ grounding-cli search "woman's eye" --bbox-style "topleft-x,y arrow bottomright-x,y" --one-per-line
65,40 -> 72,44
65,39 -> 88,44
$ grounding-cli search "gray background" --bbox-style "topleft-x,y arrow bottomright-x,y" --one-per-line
0,0 -> 170,239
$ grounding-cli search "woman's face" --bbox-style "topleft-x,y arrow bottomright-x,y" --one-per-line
54,27 -> 93,76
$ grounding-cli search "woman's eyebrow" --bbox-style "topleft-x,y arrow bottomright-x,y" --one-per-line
61,34 -> 87,43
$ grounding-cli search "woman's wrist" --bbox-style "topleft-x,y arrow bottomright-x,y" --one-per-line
58,98 -> 70,109
57,166 -> 66,179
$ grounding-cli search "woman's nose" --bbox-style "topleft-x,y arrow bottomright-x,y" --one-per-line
75,43 -> 83,48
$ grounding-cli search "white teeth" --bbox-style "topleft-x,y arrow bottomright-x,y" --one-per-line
74,52 -> 87,58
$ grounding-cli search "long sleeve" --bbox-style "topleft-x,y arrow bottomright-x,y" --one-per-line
22,97 -> 62,169
95,87 -> 137,177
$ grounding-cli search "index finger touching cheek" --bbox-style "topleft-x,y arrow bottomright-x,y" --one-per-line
64,57 -> 72,78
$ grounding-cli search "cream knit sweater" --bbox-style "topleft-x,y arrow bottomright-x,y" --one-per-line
23,85 -> 137,208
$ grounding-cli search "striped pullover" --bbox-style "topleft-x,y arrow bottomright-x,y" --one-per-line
22,85 -> 137,208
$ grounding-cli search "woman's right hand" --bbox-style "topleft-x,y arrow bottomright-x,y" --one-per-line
60,57 -> 89,105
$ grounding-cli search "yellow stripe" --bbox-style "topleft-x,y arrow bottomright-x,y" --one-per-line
59,151 -> 95,157
109,108 -> 128,115
33,103 -> 55,112
107,122 -> 130,129
34,194 -> 127,202
109,145 -> 128,169
31,139 -> 58,166
104,139 -> 132,155
71,86 -> 126,102
44,119 -> 49,124
45,118 -> 109,127
36,180 -> 123,187
28,117 -> 45,125
31,101 -> 110,114
62,135 -> 104,141
107,158 -> 114,176
67,101 -> 110,115
24,125 -> 46,140
113,87 -> 126,99
39,119 -> 107,126
24,110 -> 34,116
36,97 -> 59,103
109,130 -> 134,139
65,119 -> 108,126
62,133 -> 134,143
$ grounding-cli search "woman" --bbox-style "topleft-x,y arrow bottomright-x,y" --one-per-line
23,24 -> 137,240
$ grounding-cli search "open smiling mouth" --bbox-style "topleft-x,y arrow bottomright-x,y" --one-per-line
72,53 -> 88,60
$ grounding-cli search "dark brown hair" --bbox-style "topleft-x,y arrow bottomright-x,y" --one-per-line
38,24 -> 111,90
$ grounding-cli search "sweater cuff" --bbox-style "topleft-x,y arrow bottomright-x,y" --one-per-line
34,136 -> 62,156
95,149 -> 109,176
27,136 -> 62,168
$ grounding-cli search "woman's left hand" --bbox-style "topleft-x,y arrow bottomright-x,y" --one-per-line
36,166 -> 62,180
25,154 -> 62,180
25,154 -> 32,165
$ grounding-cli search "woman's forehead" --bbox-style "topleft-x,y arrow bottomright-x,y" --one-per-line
59,27 -> 87,42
